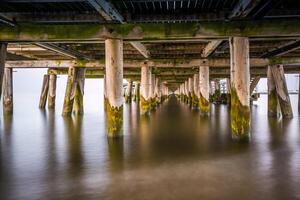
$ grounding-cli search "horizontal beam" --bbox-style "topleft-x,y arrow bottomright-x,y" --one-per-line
261,40 -> 300,58
129,42 -> 150,58
2,19 -> 300,42
202,40 -> 224,57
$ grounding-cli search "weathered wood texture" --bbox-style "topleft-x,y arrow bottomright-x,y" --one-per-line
72,68 -> 86,115
39,74 -> 50,109
3,68 -> 13,113
250,76 -> 260,95
270,65 -> 293,118
48,74 -> 57,109
267,66 -> 280,117
0,43 -> 7,100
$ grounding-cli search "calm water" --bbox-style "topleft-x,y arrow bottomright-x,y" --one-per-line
1,79 -> 300,200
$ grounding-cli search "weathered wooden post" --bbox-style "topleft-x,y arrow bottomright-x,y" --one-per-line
188,77 -> 193,106
133,82 -> 140,102
105,39 -> 124,137
155,77 -> 161,104
62,67 -> 75,115
267,66 -> 280,118
125,79 -> 133,103
184,80 -> 188,103
48,74 -> 57,109
72,68 -> 86,115
140,62 -> 151,115
229,37 -> 251,141
3,68 -> 13,113
270,64 -> 293,118
39,74 -> 50,109
199,66 -> 210,115
0,43 -> 7,101
150,73 -> 156,109
192,73 -> 199,108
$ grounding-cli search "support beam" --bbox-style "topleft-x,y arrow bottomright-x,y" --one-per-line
87,0 -> 124,23
35,43 -> 92,60
201,40 -> 223,58
192,73 -> 199,109
230,37 -> 251,141
48,74 -> 57,109
130,42 -> 150,58
39,74 -> 50,109
140,62 -> 151,115
3,68 -> 13,114
267,66 -> 280,117
261,40 -> 300,58
155,78 -> 161,104
62,67 -> 75,115
125,79 -> 133,103
2,20 -> 300,41
0,14 -> 15,27
270,65 -> 293,118
0,43 -> 7,100
188,77 -> 193,106
199,66 -> 210,115
150,73 -> 156,109
134,82 -> 140,102
105,39 -> 123,137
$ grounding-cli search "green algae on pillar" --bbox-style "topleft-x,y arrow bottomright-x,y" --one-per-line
39,74 -> 50,109
3,68 -> 13,114
199,66 -> 210,115
230,37 -> 251,141
105,39 -> 124,137
140,62 -> 152,115
267,66 -> 280,118
72,68 -> 86,115
48,74 -> 57,109
62,67 -> 75,115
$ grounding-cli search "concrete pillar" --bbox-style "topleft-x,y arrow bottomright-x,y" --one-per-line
125,79 -> 133,103
188,77 -> 193,105
3,68 -> 13,113
39,74 -> 50,109
155,77 -> 161,104
192,73 -> 199,108
48,74 -> 57,109
72,68 -> 86,115
269,65 -> 293,118
140,62 -> 151,115
229,37 -> 251,141
184,80 -> 188,103
267,66 -> 280,118
199,66 -> 210,115
0,43 -> 7,101
150,73 -> 156,109
105,39 -> 124,137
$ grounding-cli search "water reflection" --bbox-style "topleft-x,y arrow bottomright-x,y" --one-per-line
0,95 -> 300,199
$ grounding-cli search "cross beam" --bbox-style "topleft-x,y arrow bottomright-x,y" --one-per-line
261,40 -> 300,58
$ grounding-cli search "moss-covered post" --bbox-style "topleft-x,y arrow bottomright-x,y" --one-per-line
267,65 -> 280,118
3,68 -> 13,114
0,43 -> 7,101
192,73 -> 199,109
125,79 -> 133,103
48,74 -> 57,109
270,64 -> 293,118
105,39 -> 124,137
62,67 -> 75,115
150,73 -> 156,109
180,84 -> 184,101
140,62 -> 151,115
133,82 -> 140,102
229,37 -> 251,141
184,80 -> 189,103
188,77 -> 193,106
39,74 -> 50,109
199,66 -> 210,115
72,68 -> 86,115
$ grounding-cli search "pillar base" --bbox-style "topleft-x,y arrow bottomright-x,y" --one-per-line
191,92 -> 199,109
268,89 -> 280,118
199,93 -> 210,115
230,89 -> 251,141
105,99 -> 123,137
140,96 -> 151,115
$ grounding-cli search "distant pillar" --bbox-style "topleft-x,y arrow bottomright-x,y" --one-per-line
155,77 -> 161,104
188,77 -> 193,106
134,82 -> 140,102
39,74 -> 50,109
105,39 -> 124,137
267,66 -> 280,118
269,65 -> 293,118
125,79 -> 133,103
184,80 -> 188,103
0,43 -> 7,101
3,68 -> 13,113
150,73 -> 156,109
140,62 -> 151,115
229,37 -> 251,141
199,66 -> 210,115
48,74 -> 57,109
192,73 -> 199,108
72,68 -> 86,115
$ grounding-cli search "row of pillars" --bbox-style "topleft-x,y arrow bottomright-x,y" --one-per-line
0,38 -> 295,140
175,37 -> 294,141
